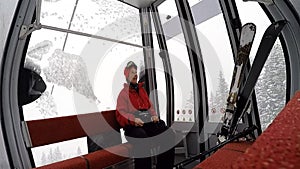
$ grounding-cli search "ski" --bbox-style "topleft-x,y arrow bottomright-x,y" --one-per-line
218,23 -> 256,143
228,20 -> 287,137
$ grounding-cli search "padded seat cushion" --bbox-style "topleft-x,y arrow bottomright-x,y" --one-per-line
193,142 -> 253,169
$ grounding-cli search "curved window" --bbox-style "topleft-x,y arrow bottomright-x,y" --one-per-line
158,0 -> 195,122
190,0 -> 233,123
149,15 -> 168,122
235,1 -> 286,130
255,40 -> 286,130
22,0 -> 142,166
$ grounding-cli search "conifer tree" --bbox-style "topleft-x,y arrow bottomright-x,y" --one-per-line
256,42 -> 286,130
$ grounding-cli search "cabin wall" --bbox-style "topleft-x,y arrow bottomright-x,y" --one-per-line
0,0 -> 18,60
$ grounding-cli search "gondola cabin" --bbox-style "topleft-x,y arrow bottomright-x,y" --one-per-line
0,0 -> 300,168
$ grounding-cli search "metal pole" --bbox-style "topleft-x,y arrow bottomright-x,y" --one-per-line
41,24 -> 146,49
62,0 -> 80,51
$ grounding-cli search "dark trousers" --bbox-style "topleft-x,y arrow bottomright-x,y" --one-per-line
124,120 -> 175,169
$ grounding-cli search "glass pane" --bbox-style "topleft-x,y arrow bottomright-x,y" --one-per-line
236,1 -> 286,130
150,26 -> 168,122
158,0 -> 195,122
193,10 -> 233,122
23,0 -> 142,120
22,29 -> 66,121
22,0 -> 143,166
22,29 -> 97,166
69,0 -> 142,45
255,40 -> 286,130
166,34 -> 195,122
40,0 -> 77,29
32,138 -> 87,167
149,12 -> 168,122
22,29 -> 99,121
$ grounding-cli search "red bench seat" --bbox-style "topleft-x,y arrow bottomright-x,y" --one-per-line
22,110 -> 133,169
35,143 -> 132,169
193,141 -> 253,169
194,91 -> 300,169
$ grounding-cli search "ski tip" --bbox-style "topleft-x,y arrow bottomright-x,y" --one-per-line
269,20 -> 288,30
274,20 -> 288,29
243,23 -> 257,31
262,20 -> 287,38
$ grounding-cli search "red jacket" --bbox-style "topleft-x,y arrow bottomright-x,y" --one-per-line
116,83 -> 157,128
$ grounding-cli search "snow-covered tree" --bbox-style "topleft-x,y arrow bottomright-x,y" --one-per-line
53,147 -> 63,162
41,152 -> 47,165
27,40 -> 52,61
215,71 -> 229,113
36,91 -> 58,118
76,147 -> 82,155
208,91 -> 216,113
184,91 -> 194,110
47,148 -> 54,163
42,147 -> 64,164
44,49 -> 98,101
256,42 -> 286,130
208,91 -> 219,122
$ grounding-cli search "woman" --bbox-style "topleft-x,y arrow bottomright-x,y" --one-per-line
115,61 -> 174,169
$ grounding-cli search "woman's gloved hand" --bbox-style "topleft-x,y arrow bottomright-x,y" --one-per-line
134,118 -> 144,127
151,116 -> 159,123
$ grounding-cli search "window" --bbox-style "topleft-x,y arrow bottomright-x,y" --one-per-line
254,40 -> 286,130
151,30 -> 168,122
236,0 -> 286,130
190,0 -> 234,122
158,0 -> 195,122
22,0 -> 142,166
31,138 -> 88,167
40,0 -> 77,29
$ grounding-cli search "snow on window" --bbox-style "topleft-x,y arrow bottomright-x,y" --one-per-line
22,0 -> 142,167
255,41 -> 286,130
44,49 -> 97,101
